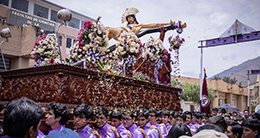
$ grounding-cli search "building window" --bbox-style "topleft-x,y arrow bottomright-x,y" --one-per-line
243,96 -> 247,110
66,38 -> 72,49
81,20 -> 85,28
232,95 -> 237,107
33,4 -> 48,19
0,57 -> 10,71
0,0 -> 9,6
68,17 -> 80,29
11,0 -> 28,12
50,10 -> 62,23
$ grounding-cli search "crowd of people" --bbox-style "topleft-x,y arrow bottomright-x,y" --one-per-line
0,97 -> 260,138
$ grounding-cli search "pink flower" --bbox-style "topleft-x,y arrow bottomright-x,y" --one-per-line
169,47 -> 172,52
182,38 -> 185,41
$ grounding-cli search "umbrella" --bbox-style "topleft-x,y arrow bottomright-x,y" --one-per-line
216,104 -> 239,112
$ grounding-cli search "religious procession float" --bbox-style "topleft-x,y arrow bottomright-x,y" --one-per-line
0,8 -> 187,112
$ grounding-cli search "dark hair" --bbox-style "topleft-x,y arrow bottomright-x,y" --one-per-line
194,113 -> 203,119
160,109 -> 170,117
174,113 -> 186,121
224,115 -> 231,119
46,102 -> 70,125
126,14 -> 138,25
235,116 -> 244,121
212,108 -> 218,111
122,109 -> 135,118
252,113 -> 260,120
169,110 -> 175,118
74,104 -> 93,119
137,108 -> 149,119
184,111 -> 193,118
3,97 -> 44,137
167,123 -> 192,138
227,121 -> 243,138
196,124 -> 222,133
110,109 -> 122,120
149,107 -> 159,117
241,119 -> 260,135
95,107 -> 109,117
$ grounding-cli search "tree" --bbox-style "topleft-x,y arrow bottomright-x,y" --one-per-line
213,75 -> 222,80
180,83 -> 215,107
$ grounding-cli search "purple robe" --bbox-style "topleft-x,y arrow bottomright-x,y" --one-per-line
37,129 -> 45,138
165,123 -> 171,132
116,123 -> 129,138
157,124 -> 168,138
127,123 -> 144,138
150,122 -> 159,127
47,125 -> 66,134
141,122 -> 159,138
189,122 -> 198,134
0,136 -> 17,138
76,124 -> 97,138
97,123 -> 116,138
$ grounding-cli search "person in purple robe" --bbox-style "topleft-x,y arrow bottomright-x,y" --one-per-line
148,108 -> 160,127
73,104 -> 99,138
159,109 -> 170,138
122,109 -> 144,138
110,109 -> 131,138
0,97 -> 44,138
188,112 -> 199,134
137,108 -> 161,138
95,107 -> 116,138
44,102 -> 70,135
168,111 -> 175,128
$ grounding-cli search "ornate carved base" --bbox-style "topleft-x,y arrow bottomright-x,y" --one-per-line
0,64 -> 181,110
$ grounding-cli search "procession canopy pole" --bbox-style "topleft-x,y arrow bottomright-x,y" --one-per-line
199,41 -> 203,112
247,70 -> 250,112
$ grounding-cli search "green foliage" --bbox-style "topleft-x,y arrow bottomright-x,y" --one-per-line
180,83 -> 215,106
223,76 -> 237,85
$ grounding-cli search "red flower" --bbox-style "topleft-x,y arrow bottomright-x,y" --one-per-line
50,58 -> 55,63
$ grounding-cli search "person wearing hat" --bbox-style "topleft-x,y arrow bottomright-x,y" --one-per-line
73,104 -> 99,138
106,7 -> 186,41
122,109 -> 144,138
95,107 -> 116,138
110,109 -> 131,138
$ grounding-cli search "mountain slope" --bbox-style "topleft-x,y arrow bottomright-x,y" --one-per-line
209,56 -> 260,86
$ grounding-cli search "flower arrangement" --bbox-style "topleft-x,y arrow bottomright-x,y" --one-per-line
143,37 -> 168,62
31,33 -> 60,66
115,31 -> 142,59
68,18 -> 109,64
168,35 -> 185,51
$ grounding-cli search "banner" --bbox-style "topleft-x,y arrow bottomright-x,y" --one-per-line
201,71 -> 211,114
251,70 -> 260,74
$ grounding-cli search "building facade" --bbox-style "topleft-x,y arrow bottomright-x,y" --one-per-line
0,0 -> 95,70
178,76 -> 257,112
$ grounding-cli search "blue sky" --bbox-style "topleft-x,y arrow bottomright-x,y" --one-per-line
50,0 -> 260,78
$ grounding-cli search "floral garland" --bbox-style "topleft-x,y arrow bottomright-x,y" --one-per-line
31,33 -> 60,66
68,18 -> 109,64
143,37 -> 168,62
168,35 -> 185,51
116,31 -> 142,60
168,35 -> 185,88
